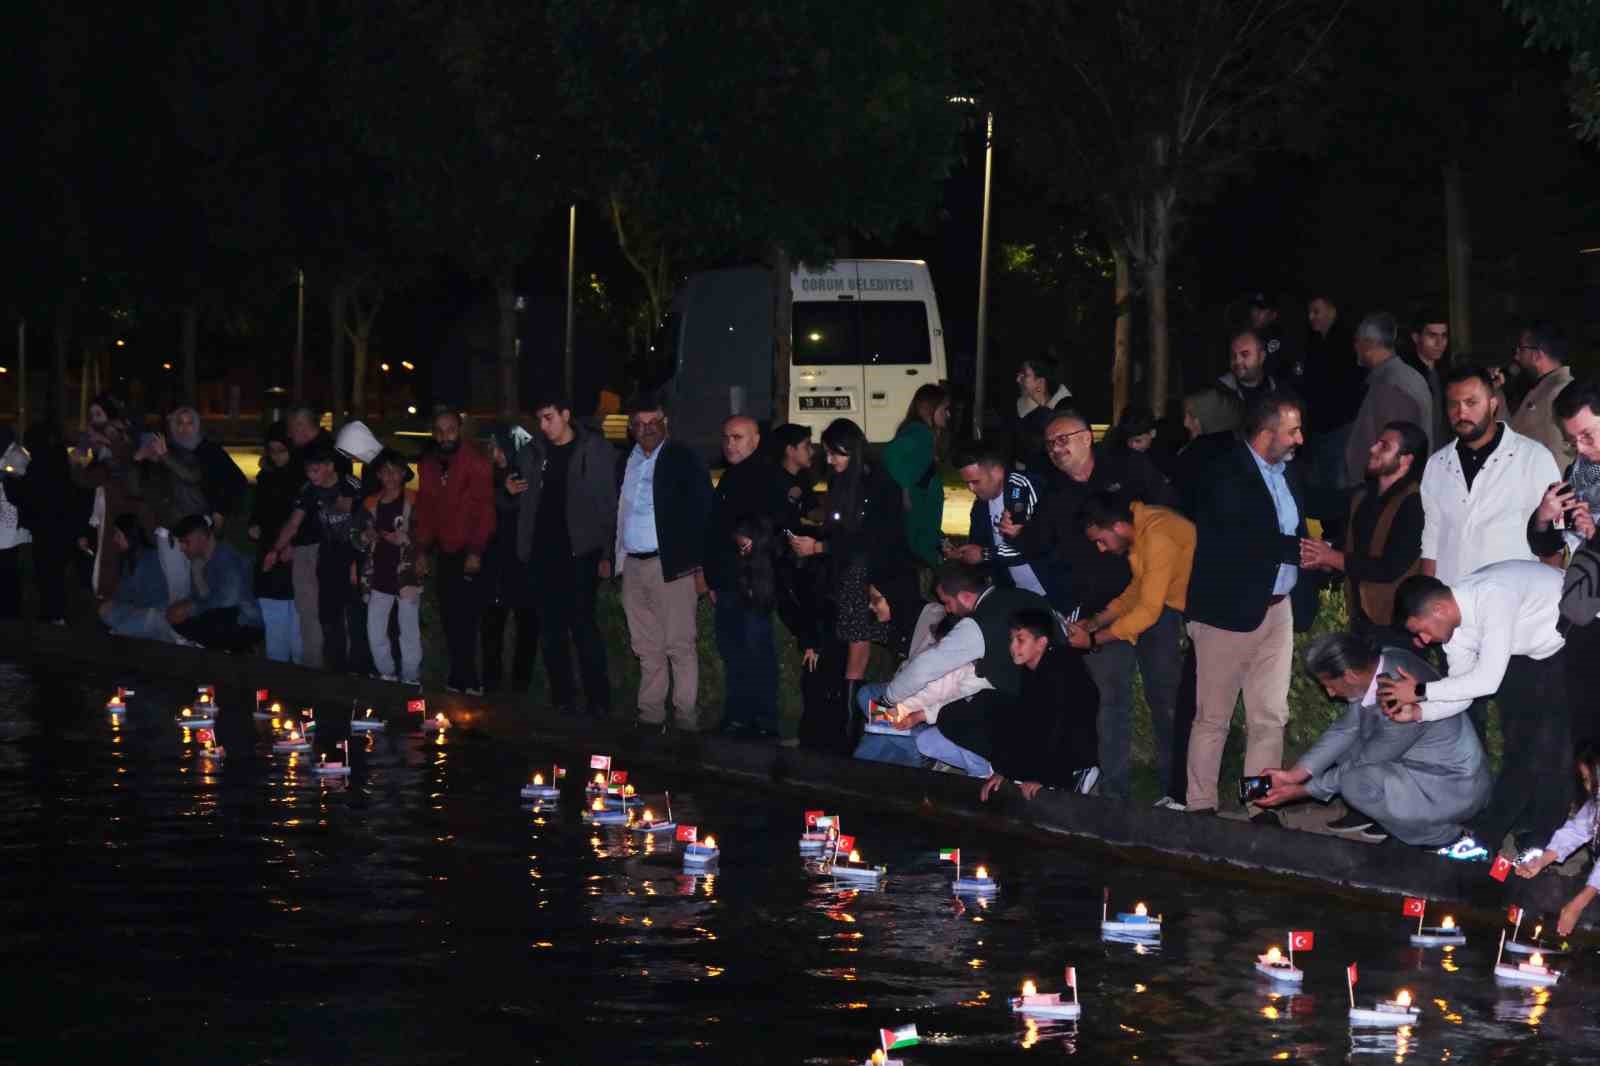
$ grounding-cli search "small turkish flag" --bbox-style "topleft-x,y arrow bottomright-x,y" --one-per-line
406,698 -> 426,714
836,834 -> 856,854
804,809 -> 825,828
1489,855 -> 1514,882
1065,966 -> 1077,989
1289,930 -> 1314,952
255,689 -> 269,703
1347,963 -> 1358,987
609,770 -> 628,786
589,753 -> 611,771
675,824 -> 697,843
1402,897 -> 1426,917
1508,904 -> 1523,925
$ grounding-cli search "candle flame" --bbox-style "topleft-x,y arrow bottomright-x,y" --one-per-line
434,713 -> 447,727
591,797 -> 604,811
848,849 -> 861,863
1534,923 -> 1544,939
1440,915 -> 1455,930
975,865 -> 989,879
704,835 -> 717,849
1265,946 -> 1282,963
1021,979 -> 1037,996
532,773 -> 544,786
271,702 -> 282,713
624,784 -> 635,796
871,1052 -> 886,1066
1530,952 -> 1545,968
1395,989 -> 1412,1008
288,726 -> 300,740
594,772 -> 606,786
642,809 -> 655,822
1134,902 -> 1148,916
181,707 -> 192,718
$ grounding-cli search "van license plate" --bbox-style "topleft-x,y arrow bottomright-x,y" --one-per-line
799,395 -> 851,411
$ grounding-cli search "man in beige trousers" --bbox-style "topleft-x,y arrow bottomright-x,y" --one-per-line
1181,391 -> 1314,825
614,394 -> 713,732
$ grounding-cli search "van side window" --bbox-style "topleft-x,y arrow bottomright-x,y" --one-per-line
793,303 -> 859,365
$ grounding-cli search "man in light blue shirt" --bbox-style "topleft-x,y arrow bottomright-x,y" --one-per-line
1248,438 -> 1300,596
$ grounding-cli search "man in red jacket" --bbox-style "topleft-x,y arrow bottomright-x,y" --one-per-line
414,406 -> 496,694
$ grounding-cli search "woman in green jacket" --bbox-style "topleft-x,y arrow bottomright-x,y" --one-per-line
882,384 -> 949,568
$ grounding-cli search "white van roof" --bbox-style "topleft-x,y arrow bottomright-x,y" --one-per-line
792,259 -> 931,300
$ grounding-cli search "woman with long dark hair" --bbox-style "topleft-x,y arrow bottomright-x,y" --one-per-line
787,418 -> 909,742
882,383 -> 949,568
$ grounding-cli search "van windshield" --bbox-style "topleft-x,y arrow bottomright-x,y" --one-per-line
792,301 -> 930,365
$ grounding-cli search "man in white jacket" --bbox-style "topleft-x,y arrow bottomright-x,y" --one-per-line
1420,365 -> 1561,585
1381,562 -> 1569,864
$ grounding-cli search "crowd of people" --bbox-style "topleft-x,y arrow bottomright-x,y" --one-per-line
5,295 -> 1600,927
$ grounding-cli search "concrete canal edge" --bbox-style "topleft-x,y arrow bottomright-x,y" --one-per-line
8,618 -> 1590,936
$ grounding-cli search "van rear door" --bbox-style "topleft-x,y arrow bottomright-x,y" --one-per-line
791,262 -> 865,437
860,299 -> 934,440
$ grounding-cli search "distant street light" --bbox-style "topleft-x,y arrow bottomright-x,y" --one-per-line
115,339 -> 125,347
400,360 -> 415,371
380,363 -> 391,373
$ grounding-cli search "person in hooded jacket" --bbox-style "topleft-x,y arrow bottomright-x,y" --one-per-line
250,421 -> 303,663
482,422 -> 540,694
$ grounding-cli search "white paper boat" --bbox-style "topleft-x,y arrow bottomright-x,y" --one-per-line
1494,961 -> 1559,986
582,808 -> 628,826
1349,1003 -> 1419,1028
1504,939 -> 1567,956
953,876 -> 999,896
1409,926 -> 1465,947
682,843 -> 720,866
1010,993 -> 1080,1020
312,762 -> 351,777
272,738 -> 312,754
521,784 -> 561,801
1255,958 -> 1304,983
1102,913 -> 1162,938
350,717 -> 385,733
629,820 -> 677,834
828,862 -> 886,885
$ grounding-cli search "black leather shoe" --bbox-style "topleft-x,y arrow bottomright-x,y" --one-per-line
1250,809 -> 1282,828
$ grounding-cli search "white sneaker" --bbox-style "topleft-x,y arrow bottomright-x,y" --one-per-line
1153,796 -> 1187,811
1072,766 -> 1100,795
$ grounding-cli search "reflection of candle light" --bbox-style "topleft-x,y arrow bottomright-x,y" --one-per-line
704,835 -> 717,849
434,713 -> 447,729
975,865 -> 989,879
1530,952 -> 1545,968
1134,902 -> 1148,916
532,773 -> 544,786
1534,923 -> 1544,940
1265,946 -> 1282,963
1021,979 -> 1037,996
1395,989 -> 1412,1007
848,849 -> 861,863
1441,915 -> 1455,930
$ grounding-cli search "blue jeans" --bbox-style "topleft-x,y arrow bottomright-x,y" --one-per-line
101,601 -> 184,644
850,682 -> 927,766
259,597 -> 303,664
916,727 -> 993,778
714,596 -> 779,731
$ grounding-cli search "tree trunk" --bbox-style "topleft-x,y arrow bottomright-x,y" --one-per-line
1144,227 -> 1170,416
495,267 -> 518,418
330,281 -> 349,422
769,244 -> 792,430
181,304 -> 199,404
1444,158 -> 1472,356
1112,245 -> 1133,420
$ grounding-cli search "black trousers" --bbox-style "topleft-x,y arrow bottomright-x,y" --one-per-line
0,546 -> 20,619
437,551 -> 484,690
482,603 -> 538,691
796,639 -> 851,754
176,607 -> 263,653
30,538 -> 70,622
1469,650 -> 1573,849
538,551 -> 610,712
1168,642 -> 1198,802
1565,622 -> 1600,750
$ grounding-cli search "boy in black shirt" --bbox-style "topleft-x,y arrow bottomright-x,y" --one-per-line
265,440 -> 364,671
979,608 -> 1100,802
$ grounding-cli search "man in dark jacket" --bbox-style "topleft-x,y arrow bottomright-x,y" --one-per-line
949,443 -> 1057,596
508,397 -> 620,715
615,393 -> 713,732
1184,391 -> 1317,823
284,404 -> 350,668
705,416 -> 790,736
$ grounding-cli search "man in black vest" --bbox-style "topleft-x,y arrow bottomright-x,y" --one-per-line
883,561 -> 1060,776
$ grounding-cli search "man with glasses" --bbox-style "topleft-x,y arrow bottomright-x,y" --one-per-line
614,393 -> 713,734
1509,321 -> 1576,469
1001,410 -> 1174,800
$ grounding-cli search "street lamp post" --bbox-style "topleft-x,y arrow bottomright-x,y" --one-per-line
973,110 -> 995,441
565,204 -> 577,401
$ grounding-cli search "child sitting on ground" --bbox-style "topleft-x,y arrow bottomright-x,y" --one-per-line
1516,743 -> 1600,936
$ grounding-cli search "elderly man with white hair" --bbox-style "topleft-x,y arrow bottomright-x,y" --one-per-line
1343,312 -> 1434,487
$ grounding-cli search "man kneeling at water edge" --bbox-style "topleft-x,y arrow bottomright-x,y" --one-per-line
1254,633 -> 1490,846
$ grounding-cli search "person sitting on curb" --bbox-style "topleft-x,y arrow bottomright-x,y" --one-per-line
1515,743 -> 1600,936
980,608 -> 1100,802
1255,632 -> 1490,847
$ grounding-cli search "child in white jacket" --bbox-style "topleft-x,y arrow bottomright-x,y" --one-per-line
1516,744 -> 1600,935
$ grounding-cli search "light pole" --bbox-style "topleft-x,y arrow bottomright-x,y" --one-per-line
564,204 -> 577,400
973,109 -> 995,441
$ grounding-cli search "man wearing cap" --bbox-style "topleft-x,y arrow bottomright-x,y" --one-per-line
1249,292 -> 1301,385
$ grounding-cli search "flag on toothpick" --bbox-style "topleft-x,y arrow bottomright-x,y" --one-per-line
836,835 -> 857,855
610,770 -> 628,786
1347,963 -> 1358,986
553,765 -> 567,780
675,824 -> 697,843
255,688 -> 269,703
406,698 -> 426,715
590,753 -> 612,772
1402,897 -> 1426,917
804,809 -> 825,828
1289,930 -> 1315,952
879,1025 -> 919,1052
1508,904 -> 1523,926
1065,966 -> 1077,989
939,848 -> 960,865
1489,855 -> 1514,882
813,815 -> 836,830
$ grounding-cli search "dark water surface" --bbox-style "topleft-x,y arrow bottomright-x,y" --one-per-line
3,661 -> 1598,1065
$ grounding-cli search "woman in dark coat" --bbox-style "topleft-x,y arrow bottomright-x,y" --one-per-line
15,421 -> 91,623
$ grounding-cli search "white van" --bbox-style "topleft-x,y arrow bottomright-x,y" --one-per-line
790,260 -> 948,442
662,259 -> 948,458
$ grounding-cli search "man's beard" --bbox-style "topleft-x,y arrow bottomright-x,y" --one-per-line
1453,416 -> 1492,443
437,439 -> 460,454
1366,456 -> 1402,480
